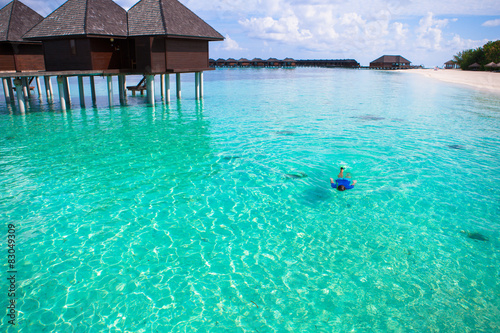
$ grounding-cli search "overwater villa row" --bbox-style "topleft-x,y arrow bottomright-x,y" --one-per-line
209,58 -> 360,68
0,0 -> 224,112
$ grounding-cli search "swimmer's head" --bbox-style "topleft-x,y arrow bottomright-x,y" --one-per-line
337,185 -> 346,191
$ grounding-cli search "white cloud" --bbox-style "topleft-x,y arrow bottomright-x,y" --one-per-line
415,12 -> 452,50
218,34 -> 244,51
482,18 -> 500,27
239,16 -> 313,43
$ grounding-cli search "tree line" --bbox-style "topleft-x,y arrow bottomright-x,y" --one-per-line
453,40 -> 500,70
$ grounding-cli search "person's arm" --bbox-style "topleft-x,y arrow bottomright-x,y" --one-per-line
330,178 -> 336,188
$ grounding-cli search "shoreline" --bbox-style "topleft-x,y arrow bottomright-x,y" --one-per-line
403,68 -> 500,94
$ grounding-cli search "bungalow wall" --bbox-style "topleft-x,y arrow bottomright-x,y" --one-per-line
0,43 -> 16,71
13,44 -> 45,71
0,42 -> 44,72
134,37 -> 209,73
43,38 -> 129,71
165,39 -> 208,71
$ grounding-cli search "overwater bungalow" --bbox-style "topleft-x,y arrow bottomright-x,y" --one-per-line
238,58 -> 251,67
0,0 -> 44,72
282,58 -> 296,67
226,58 -> 237,67
251,58 -> 265,67
215,58 -> 226,67
370,55 -> 411,69
127,0 -> 224,73
23,0 -> 128,71
267,58 -> 280,67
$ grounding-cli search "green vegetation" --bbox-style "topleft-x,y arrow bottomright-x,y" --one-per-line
453,40 -> 500,70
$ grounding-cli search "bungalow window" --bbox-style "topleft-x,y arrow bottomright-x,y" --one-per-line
70,39 -> 76,55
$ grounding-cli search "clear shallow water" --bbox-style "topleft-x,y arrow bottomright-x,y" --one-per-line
1,68 -> 499,332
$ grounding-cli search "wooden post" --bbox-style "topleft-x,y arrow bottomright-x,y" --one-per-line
78,76 -> 85,108
2,78 -> 11,103
195,72 -> 200,100
35,77 -> 42,99
199,72 -> 203,98
160,74 -> 165,99
165,74 -> 170,103
176,73 -> 181,99
21,77 -> 29,99
90,76 -> 96,106
118,74 -> 126,105
57,76 -> 66,111
146,74 -> 155,105
6,78 -> 14,103
13,78 -> 26,113
63,76 -> 71,106
107,76 -> 113,107
117,75 -> 123,104
44,76 -> 53,102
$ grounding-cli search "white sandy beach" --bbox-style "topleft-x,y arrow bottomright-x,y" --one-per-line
405,68 -> 500,94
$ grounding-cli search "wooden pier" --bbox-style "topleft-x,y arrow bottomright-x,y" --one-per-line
0,70 -> 206,113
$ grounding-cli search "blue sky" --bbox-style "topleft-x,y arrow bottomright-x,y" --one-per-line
3,0 -> 500,67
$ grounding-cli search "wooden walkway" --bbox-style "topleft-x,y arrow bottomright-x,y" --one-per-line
1,70 -> 207,113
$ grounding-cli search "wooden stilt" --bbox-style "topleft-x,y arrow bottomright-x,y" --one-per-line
63,76 -> 71,106
195,72 -> 200,100
21,77 -> 29,99
146,74 -> 155,105
13,78 -> 26,113
160,74 -> 165,99
118,74 -> 126,105
78,76 -> 85,108
165,74 -> 170,103
200,72 -> 204,98
90,76 -> 96,106
6,78 -> 14,103
35,77 -> 42,99
57,76 -> 66,111
176,73 -> 181,99
44,76 -> 53,102
3,78 -> 11,103
107,76 -> 113,107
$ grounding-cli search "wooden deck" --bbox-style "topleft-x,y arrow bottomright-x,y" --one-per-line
0,67 -> 215,78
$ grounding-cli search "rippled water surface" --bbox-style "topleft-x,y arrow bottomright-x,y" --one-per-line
1,68 -> 500,332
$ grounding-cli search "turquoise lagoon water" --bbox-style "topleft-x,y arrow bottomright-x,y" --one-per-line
1,68 -> 499,332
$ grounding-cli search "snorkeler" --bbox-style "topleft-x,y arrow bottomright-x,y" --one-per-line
330,167 -> 357,191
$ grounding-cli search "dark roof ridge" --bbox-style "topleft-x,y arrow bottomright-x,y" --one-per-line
158,0 -> 167,34
5,0 -> 14,41
83,0 -> 88,36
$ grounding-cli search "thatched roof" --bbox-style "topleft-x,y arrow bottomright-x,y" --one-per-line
485,62 -> 496,67
0,0 -> 43,42
468,62 -> 480,68
444,60 -> 455,65
371,55 -> 411,64
24,0 -> 127,39
128,0 -> 223,40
